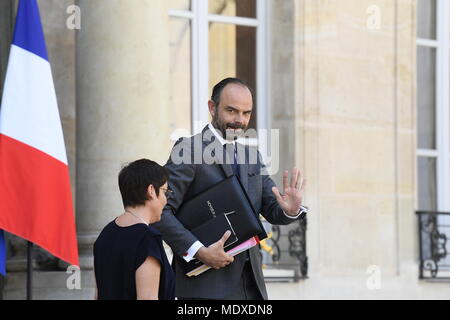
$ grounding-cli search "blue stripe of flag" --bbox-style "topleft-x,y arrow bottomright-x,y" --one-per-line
12,0 -> 49,61
0,230 -> 6,276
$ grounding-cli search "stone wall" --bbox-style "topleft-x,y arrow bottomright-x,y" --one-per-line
264,0 -> 448,299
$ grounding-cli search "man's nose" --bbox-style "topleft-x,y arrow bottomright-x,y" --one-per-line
234,113 -> 244,124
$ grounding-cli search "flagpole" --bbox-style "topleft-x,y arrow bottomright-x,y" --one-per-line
27,241 -> 33,300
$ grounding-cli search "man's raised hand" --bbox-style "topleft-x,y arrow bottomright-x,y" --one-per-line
272,168 -> 306,216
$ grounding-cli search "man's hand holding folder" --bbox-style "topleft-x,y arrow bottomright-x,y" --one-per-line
176,175 -> 268,276
194,230 -> 234,270
189,236 -> 260,277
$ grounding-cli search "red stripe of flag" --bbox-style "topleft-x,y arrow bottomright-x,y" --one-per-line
0,134 -> 78,266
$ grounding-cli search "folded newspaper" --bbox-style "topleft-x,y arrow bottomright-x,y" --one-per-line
186,236 -> 260,277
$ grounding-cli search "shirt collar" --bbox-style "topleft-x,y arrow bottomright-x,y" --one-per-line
208,123 -> 235,146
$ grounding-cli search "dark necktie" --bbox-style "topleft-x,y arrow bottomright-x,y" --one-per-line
225,143 -> 239,178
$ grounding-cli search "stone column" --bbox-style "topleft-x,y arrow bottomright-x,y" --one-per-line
76,0 -> 172,272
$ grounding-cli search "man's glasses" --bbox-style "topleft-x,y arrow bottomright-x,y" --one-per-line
160,187 -> 174,198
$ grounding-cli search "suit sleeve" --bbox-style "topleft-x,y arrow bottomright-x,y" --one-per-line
257,151 -> 299,226
152,138 -> 199,257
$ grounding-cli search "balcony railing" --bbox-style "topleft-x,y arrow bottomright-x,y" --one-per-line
417,211 -> 450,280
261,216 -> 308,282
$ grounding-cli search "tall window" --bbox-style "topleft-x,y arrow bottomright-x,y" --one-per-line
416,0 -> 450,213
168,0 -> 269,135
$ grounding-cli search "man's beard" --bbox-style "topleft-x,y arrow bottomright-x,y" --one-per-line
212,114 -> 247,141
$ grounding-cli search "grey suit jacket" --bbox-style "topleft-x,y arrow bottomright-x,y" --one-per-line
154,125 -> 299,299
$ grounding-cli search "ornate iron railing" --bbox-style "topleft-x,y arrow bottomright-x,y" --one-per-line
260,216 -> 308,282
417,211 -> 450,280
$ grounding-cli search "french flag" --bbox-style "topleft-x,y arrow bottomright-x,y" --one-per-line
0,0 -> 79,274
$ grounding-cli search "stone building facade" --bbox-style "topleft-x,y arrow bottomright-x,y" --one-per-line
1,0 -> 449,299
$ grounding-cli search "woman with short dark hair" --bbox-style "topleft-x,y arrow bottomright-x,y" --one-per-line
93,159 -> 175,300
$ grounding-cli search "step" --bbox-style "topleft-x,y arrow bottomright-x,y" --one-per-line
3,270 -> 95,300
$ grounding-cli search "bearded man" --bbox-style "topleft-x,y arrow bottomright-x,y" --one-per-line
154,78 -> 308,300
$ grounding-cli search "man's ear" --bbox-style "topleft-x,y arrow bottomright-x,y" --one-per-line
208,100 -> 216,117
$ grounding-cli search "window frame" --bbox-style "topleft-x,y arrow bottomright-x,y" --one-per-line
168,0 -> 271,138
417,0 -> 450,212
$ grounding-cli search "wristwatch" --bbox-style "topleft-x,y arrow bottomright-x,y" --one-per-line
298,205 -> 308,219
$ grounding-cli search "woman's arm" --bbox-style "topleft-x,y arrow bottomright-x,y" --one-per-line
135,256 -> 161,300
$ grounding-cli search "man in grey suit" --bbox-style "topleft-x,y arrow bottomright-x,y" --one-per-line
154,78 -> 307,300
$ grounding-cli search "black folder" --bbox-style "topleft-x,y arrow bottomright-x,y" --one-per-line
176,175 -> 268,274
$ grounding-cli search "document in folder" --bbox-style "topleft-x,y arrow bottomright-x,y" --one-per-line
176,175 -> 268,275
186,236 -> 260,277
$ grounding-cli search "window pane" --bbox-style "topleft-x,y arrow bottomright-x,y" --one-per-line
169,18 -> 192,134
417,46 -> 436,149
418,157 -> 437,211
209,0 -> 256,18
209,23 -> 257,129
417,0 -> 436,39
169,0 -> 191,11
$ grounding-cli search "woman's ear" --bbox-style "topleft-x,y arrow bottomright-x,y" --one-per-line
147,184 -> 156,200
